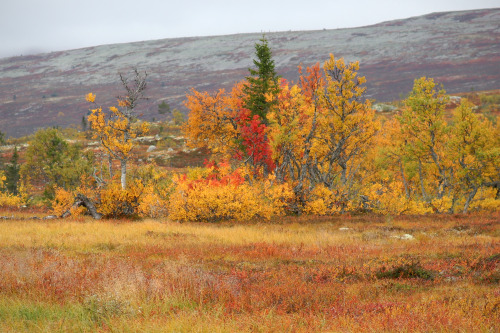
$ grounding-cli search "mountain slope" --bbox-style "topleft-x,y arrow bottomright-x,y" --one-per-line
0,8 -> 499,137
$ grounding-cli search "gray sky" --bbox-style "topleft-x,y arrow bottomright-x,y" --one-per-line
1,0 -> 499,58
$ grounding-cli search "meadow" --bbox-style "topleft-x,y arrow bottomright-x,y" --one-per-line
0,211 -> 498,332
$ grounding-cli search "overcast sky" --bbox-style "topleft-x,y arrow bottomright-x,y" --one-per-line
1,0 -> 498,59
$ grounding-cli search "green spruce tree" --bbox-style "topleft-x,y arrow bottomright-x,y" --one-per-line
158,101 -> 171,115
81,116 -> 88,132
5,147 -> 20,195
243,36 -> 280,123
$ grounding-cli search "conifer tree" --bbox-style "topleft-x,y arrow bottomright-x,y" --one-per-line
243,36 -> 280,123
81,116 -> 88,132
5,147 -> 20,195
158,101 -> 171,115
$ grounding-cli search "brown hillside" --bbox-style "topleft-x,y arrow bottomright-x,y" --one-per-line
0,8 -> 499,137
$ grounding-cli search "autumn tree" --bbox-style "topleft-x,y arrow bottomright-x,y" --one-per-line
268,55 -> 378,210
449,99 -> 499,212
367,116 -> 433,215
317,55 -> 378,187
398,77 -> 451,210
87,69 -> 149,190
243,36 -> 280,123
183,84 -> 242,159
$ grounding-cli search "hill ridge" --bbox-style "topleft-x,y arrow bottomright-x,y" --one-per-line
0,8 -> 499,137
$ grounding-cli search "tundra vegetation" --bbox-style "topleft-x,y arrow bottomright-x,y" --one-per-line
0,214 -> 498,332
0,38 -> 498,332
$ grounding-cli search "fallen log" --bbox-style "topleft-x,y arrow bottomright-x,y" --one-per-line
60,194 -> 102,220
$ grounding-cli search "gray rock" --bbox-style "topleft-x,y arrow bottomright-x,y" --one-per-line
392,233 -> 415,240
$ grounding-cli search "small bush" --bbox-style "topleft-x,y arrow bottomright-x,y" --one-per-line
168,162 -> 294,222
376,260 -> 434,280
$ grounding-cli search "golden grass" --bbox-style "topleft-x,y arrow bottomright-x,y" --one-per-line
2,213 -> 497,248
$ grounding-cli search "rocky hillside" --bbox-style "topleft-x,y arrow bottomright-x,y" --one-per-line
0,8 -> 499,137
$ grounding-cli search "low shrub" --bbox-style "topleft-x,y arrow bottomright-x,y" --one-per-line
376,259 -> 434,280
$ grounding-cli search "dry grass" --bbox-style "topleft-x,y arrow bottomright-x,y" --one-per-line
0,212 -> 498,332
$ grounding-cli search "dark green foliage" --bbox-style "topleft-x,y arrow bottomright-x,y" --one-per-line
5,147 -> 20,195
0,131 -> 5,145
158,101 -> 171,115
243,36 -> 280,123
376,260 -> 434,280
81,116 -> 88,132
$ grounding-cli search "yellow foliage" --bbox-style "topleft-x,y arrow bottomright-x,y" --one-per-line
470,188 -> 500,211
0,171 -> 25,207
183,82 -> 244,158
168,170 -> 293,222
50,165 -> 172,219
98,181 -> 143,218
471,198 -> 500,211
133,164 -> 172,218
0,192 -> 23,207
303,185 -> 344,215
169,180 -> 256,222
136,187 -> 169,218
85,93 -> 96,103
302,183 -> 366,215
366,182 -> 432,215
51,187 -> 86,217
52,187 -> 74,216
262,175 -> 295,216
86,92 -> 150,190
430,196 -> 453,213
186,166 -> 212,180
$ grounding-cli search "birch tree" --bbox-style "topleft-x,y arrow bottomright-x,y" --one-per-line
86,69 -> 149,190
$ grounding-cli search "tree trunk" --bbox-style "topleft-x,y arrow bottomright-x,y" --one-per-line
60,194 -> 102,219
400,160 -> 410,199
463,186 -> 479,214
340,164 -> 347,186
120,159 -> 127,190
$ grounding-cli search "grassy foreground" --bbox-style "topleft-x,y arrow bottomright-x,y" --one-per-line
0,212 -> 498,332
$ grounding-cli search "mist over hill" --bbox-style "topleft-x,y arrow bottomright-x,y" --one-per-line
0,8 -> 499,138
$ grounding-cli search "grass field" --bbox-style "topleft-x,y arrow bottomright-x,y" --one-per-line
0,212 -> 498,332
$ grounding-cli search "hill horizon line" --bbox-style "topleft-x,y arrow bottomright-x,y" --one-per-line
3,7 -> 498,60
